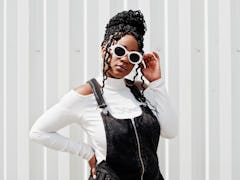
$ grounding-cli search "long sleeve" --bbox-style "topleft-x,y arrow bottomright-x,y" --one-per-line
144,78 -> 178,138
29,92 -> 95,161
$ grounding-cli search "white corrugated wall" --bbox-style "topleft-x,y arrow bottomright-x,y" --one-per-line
0,0 -> 239,180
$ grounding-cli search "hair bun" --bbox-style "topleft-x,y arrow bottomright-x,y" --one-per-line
106,10 -> 146,36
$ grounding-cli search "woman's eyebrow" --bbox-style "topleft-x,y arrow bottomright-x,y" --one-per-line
118,43 -> 127,49
120,44 -> 138,51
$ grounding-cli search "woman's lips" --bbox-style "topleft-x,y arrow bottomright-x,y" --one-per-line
115,64 -> 128,72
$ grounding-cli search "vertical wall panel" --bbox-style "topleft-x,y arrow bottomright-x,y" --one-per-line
0,0 -> 4,179
17,0 -> 29,180
191,0 -> 205,180
208,0 -> 220,179
45,0 -> 59,179
149,0 -> 165,62
168,0 -> 180,179
219,0 -> 232,179
138,0 -> 150,52
179,0 -> 192,180
86,0 -> 100,80
70,0 -> 86,87
98,0 -> 110,43
109,0 -> 124,17
46,1 -> 58,111
149,0 -> 165,82
167,0 -> 180,179
57,0 -> 70,180
231,0 -> 240,180
127,0 -> 138,10
29,0 -> 44,179
98,0 -> 110,68
5,0 -> 17,180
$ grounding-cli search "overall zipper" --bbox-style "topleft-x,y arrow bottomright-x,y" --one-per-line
131,118 -> 145,180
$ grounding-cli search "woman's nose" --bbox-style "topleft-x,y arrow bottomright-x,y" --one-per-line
120,54 -> 130,63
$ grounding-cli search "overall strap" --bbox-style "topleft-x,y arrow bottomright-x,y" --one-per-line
87,78 -> 108,109
124,79 -> 146,103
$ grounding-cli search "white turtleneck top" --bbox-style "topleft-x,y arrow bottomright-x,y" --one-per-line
29,77 -> 178,163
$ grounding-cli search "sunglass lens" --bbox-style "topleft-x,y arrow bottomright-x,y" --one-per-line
114,46 -> 125,56
129,53 -> 140,63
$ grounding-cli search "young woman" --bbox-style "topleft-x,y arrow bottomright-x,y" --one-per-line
30,10 -> 178,180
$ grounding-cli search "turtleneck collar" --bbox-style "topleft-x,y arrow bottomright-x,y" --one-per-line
96,75 -> 126,90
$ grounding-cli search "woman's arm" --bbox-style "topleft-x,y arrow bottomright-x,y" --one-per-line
29,90 -> 94,161
140,51 -> 178,138
144,78 -> 178,138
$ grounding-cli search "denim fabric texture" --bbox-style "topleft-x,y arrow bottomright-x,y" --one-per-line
88,161 -> 120,180
87,78 -> 164,180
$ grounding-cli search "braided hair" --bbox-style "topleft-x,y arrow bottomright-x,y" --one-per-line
101,10 -> 147,98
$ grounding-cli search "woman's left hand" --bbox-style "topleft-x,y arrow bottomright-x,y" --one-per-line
140,51 -> 161,82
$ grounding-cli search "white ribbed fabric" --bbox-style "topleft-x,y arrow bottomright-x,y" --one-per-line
29,77 -> 178,163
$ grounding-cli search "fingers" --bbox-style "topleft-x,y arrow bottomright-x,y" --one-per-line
142,52 -> 158,68
143,52 -> 159,62
140,51 -> 160,71
88,155 -> 97,179
143,53 -> 154,61
91,166 -> 97,179
152,51 -> 159,59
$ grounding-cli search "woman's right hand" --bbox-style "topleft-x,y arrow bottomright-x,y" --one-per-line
88,155 -> 97,179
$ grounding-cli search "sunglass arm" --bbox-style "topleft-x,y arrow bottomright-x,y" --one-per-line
141,61 -> 146,69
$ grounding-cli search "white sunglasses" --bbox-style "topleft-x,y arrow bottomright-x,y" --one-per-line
110,44 -> 146,68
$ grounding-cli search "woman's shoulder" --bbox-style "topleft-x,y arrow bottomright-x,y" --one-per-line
57,83 -> 94,109
73,83 -> 93,96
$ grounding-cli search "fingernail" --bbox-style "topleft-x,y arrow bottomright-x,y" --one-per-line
93,175 -> 96,179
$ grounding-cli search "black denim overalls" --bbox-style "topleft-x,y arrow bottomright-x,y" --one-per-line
88,78 -> 164,180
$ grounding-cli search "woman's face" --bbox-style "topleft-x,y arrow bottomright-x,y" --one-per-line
102,34 -> 140,79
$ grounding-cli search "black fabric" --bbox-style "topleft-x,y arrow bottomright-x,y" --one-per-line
87,78 -> 107,108
88,161 -> 120,180
87,78 -> 164,180
124,78 -> 146,103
